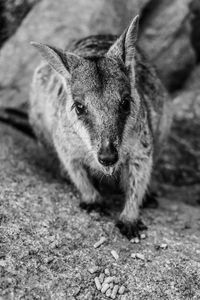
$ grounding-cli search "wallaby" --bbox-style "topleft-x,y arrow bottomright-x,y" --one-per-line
29,16 -> 171,239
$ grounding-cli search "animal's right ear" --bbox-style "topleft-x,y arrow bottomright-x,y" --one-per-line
31,42 -> 82,78
106,15 -> 139,68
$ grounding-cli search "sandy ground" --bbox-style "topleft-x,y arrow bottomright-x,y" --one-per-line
0,124 -> 200,300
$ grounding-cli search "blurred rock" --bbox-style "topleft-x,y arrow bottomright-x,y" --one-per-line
185,65 -> 200,91
190,0 -> 200,62
156,65 -> 200,204
139,0 -> 196,92
0,0 -> 40,47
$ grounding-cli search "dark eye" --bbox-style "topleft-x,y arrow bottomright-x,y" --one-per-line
72,102 -> 86,116
120,97 -> 131,114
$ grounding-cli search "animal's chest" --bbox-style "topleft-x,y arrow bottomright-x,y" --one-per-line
87,167 -> 123,196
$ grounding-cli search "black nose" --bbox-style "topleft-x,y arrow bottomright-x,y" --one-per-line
98,142 -> 118,166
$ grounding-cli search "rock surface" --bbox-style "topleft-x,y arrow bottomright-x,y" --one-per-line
139,0 -> 196,92
0,124 -> 200,299
0,0 -> 40,47
155,64 -> 200,204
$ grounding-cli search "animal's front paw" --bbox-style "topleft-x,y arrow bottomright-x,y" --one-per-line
116,219 -> 147,240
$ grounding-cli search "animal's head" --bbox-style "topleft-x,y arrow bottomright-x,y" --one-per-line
31,16 -> 141,175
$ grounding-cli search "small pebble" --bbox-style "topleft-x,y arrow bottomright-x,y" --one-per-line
94,237 -> 107,248
160,243 -> 168,249
119,285 -> 125,294
88,266 -> 98,274
140,233 -> 146,239
111,285 -> 119,299
94,277 -> 101,290
111,250 -> 119,260
105,268 -> 110,276
99,273 -> 105,283
106,288 -> 112,297
101,283 -> 110,293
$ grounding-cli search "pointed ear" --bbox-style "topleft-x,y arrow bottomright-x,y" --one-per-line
31,42 -> 82,78
107,15 -> 139,67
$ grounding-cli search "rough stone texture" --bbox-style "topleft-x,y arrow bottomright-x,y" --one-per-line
139,0 -> 196,92
0,0 -> 40,47
190,0 -> 200,62
155,65 -> 200,205
0,0 -> 149,112
0,124 -> 200,299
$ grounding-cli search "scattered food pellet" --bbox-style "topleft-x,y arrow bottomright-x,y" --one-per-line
94,237 -> 107,248
131,253 -> 136,259
134,237 -> 140,243
131,253 -> 145,260
0,260 -> 6,267
106,288 -> 112,297
136,253 -> 145,260
101,283 -> 110,293
130,237 -> 140,243
104,276 -> 115,284
119,285 -> 125,294
105,268 -> 110,276
110,282 -> 114,289
99,273 -> 105,283
114,277 -> 120,284
111,284 -> 119,299
160,243 -> 168,249
111,250 -> 119,260
94,277 -> 102,290
88,266 -> 99,274
140,233 -> 146,239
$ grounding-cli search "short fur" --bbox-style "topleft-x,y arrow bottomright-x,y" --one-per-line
29,16 -> 171,238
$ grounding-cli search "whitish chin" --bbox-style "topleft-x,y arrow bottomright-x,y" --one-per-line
103,166 -> 116,176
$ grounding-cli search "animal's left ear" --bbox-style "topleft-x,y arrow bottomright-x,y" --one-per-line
107,15 -> 139,68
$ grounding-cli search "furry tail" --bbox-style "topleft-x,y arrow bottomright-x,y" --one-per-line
0,108 -> 35,138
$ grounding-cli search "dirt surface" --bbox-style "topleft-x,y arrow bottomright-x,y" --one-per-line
0,124 -> 200,300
